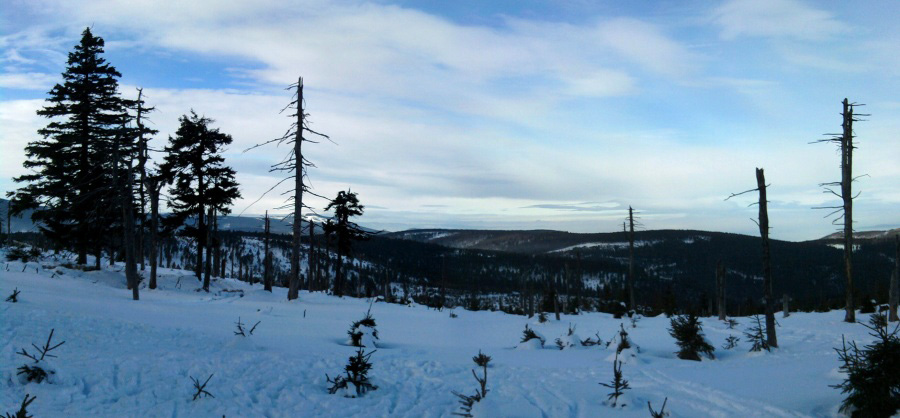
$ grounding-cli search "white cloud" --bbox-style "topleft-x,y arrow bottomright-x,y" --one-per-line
711,0 -> 848,41
1,0 -> 897,240
0,72 -> 57,90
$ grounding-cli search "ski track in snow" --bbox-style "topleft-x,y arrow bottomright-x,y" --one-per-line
0,253 -> 873,417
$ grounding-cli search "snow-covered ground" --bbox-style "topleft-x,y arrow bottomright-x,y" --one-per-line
0,252 -> 879,417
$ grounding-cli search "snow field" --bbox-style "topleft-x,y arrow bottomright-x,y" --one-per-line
0,254 -> 880,417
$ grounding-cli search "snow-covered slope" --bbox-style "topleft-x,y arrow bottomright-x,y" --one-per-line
0,251 -> 880,417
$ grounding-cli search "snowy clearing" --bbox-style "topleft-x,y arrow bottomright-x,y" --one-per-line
0,254 -> 876,417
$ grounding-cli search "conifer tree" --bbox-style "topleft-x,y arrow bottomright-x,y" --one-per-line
12,28 -> 131,265
160,111 -> 240,291
325,190 -> 369,297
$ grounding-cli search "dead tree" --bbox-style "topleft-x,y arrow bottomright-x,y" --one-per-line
627,206 -> 636,312
146,174 -> 163,289
783,294 -> 791,318
132,88 -> 157,272
244,76 -> 329,301
716,260 -> 726,320
211,208 -> 220,278
726,168 -> 776,348
264,211 -> 272,292
813,98 -> 867,323
204,207 -> 214,286
308,220 -> 317,291
113,129 -> 139,300
889,235 -> 899,322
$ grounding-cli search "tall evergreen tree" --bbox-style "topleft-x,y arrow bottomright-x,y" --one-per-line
325,190 -> 369,297
12,28 -> 131,265
160,111 -> 240,291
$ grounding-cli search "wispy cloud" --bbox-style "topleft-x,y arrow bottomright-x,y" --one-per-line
0,0 -> 897,240
0,72 -> 57,90
711,0 -> 848,41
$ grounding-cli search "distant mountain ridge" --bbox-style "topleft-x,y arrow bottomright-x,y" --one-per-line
385,226 -> 900,254
819,229 -> 900,241
0,198 -> 38,233
386,228 -> 743,254
1,198 -> 377,235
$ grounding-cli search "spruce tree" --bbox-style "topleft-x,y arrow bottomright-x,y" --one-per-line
13,28 -> 131,265
668,314 -> 715,361
325,190 -> 369,297
160,111 -> 240,291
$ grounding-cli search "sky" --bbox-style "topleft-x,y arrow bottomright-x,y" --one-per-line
0,0 -> 898,241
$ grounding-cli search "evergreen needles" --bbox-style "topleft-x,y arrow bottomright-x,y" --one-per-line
744,315 -> 770,352
452,350 -> 491,417
599,351 -> 631,407
832,313 -> 900,417
3,394 -> 36,418
6,287 -> 20,303
668,314 -> 715,361
190,374 -> 215,401
327,348 -> 378,397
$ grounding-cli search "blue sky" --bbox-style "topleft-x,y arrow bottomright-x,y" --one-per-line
1,0 -> 898,240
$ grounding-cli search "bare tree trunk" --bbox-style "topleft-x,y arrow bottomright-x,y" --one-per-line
212,209 -> 220,278
335,253 -> 344,297
440,256 -> 447,310
196,210 -> 204,282
123,167 -> 139,300
148,177 -> 160,289
889,235 -> 899,322
114,130 -> 139,300
783,294 -> 790,318
553,286 -> 561,321
264,211 -> 272,292
308,222 -> 316,291
204,207 -> 213,291
840,98 -> 856,323
383,269 -> 392,302
716,260 -> 726,320
627,206 -> 636,312
288,77 -> 305,301
757,168 -> 777,348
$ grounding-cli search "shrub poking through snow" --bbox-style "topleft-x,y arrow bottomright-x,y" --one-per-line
451,350 -> 491,417
599,351 -> 631,407
832,313 -> 900,417
327,348 -> 378,397
16,329 -> 65,384
538,312 -> 548,323
348,307 -> 379,348
648,397 -> 669,417
744,315 -> 770,352
555,338 -> 567,350
449,311 -> 458,318
859,297 -> 876,314
630,315 -> 640,329
581,332 -> 602,347
568,323 -> 576,336
4,393 -> 36,418
6,287 -> 20,303
5,246 -> 41,263
190,374 -> 215,401
722,335 -> 740,350
520,324 -> 545,347
668,314 -> 715,361
233,317 -> 260,337
616,324 -> 632,354
725,318 -> 739,329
